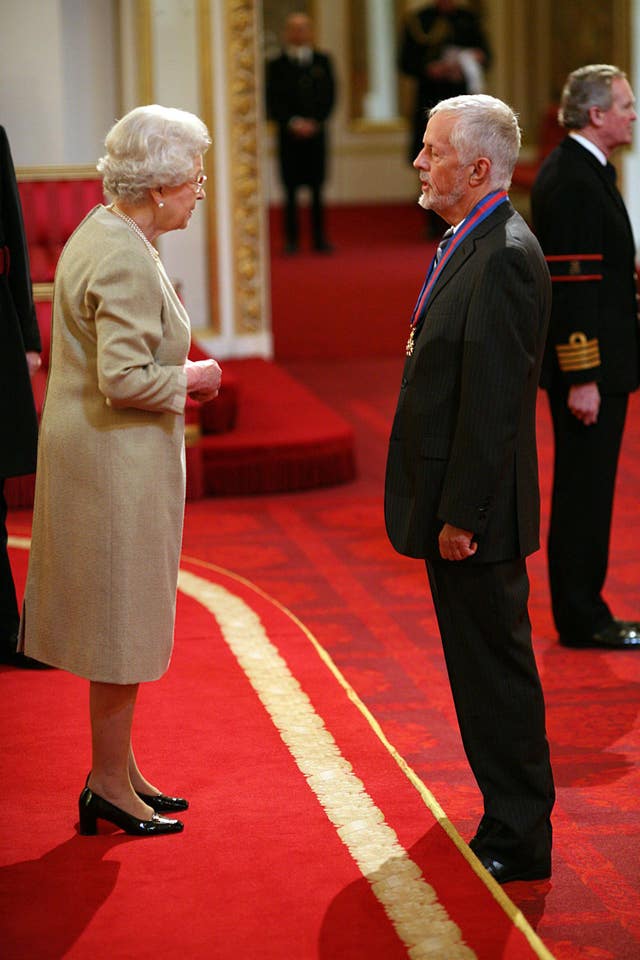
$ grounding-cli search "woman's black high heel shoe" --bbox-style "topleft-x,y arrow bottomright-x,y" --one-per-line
137,791 -> 189,813
78,786 -> 184,837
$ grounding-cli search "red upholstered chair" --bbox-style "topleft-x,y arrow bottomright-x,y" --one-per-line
18,178 -> 106,282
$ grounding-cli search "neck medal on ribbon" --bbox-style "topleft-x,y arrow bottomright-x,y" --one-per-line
405,190 -> 508,357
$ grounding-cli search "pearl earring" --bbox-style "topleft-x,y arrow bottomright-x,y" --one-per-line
158,201 -> 164,208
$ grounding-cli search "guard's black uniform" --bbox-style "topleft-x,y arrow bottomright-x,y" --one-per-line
399,4 -> 491,163
266,49 -> 336,251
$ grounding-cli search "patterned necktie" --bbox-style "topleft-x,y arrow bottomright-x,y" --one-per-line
435,226 -> 455,263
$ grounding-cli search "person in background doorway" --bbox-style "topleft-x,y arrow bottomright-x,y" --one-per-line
531,64 -> 640,650
399,0 -> 491,237
0,124 -> 47,670
19,105 -> 222,837
266,11 -> 336,255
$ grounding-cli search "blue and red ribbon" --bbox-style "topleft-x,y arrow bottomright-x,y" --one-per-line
409,190 -> 508,331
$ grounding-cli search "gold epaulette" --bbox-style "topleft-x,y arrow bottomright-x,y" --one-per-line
555,332 -> 601,372
545,254 -> 603,282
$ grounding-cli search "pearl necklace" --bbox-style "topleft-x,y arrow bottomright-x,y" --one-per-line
109,204 -> 160,261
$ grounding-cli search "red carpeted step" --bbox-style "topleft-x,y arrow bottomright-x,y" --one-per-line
6,355 -> 355,507
198,358 -> 356,496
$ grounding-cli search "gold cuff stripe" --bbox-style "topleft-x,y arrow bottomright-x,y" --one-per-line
555,332 -> 601,372
33,282 -> 54,302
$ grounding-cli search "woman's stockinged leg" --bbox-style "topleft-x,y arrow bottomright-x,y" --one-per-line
128,745 -> 161,796
87,680 -> 153,820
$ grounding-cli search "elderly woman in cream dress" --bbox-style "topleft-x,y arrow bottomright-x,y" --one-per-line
19,105 -> 221,837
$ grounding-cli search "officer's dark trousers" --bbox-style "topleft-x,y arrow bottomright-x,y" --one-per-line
547,389 -> 628,642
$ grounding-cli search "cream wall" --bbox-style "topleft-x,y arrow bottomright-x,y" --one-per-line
0,0 -> 117,165
625,0 -> 640,246
1,0 -> 271,359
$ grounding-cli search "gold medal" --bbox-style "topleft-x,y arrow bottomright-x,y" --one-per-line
406,327 -> 415,357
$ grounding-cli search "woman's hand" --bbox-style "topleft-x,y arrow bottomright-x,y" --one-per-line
184,357 -> 222,402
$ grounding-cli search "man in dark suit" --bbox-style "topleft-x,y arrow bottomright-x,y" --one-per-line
0,125 -> 46,668
266,11 -> 335,254
385,95 -> 555,883
531,65 -> 640,650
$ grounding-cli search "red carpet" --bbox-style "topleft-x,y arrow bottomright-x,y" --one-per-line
3,543 -> 549,960
4,380 -> 639,958
2,205 -> 639,959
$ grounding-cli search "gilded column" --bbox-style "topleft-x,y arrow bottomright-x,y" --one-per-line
222,0 -> 271,347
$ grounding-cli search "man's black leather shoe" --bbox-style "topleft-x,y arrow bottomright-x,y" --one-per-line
475,850 -> 551,884
469,815 -> 499,852
559,619 -> 640,650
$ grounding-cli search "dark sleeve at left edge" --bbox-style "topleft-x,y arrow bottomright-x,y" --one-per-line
0,126 -> 40,352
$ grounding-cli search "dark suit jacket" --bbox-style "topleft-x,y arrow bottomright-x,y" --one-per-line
385,201 -> 551,562
531,136 -> 640,394
0,125 -> 40,478
266,50 -> 335,187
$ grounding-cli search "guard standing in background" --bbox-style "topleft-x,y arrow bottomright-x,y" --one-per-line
266,11 -> 336,255
399,0 -> 491,162
399,0 -> 490,238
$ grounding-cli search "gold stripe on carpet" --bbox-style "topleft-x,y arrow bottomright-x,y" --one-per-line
178,568 -> 475,960
180,557 -> 556,960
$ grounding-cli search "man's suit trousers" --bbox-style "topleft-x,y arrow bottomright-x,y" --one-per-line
426,555 -> 555,854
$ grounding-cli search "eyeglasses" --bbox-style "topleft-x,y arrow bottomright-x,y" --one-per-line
189,172 -> 207,194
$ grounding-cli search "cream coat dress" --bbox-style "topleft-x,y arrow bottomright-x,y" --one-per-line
19,205 -> 190,683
